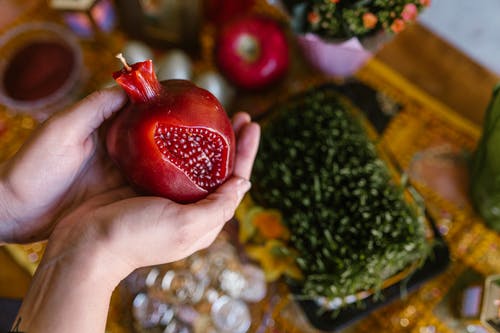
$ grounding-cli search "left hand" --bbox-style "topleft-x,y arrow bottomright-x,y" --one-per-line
0,87 -> 128,243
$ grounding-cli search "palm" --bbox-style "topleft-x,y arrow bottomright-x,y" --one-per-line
47,113 -> 260,275
66,145 -> 126,209
0,88 -> 128,243
4,138 -> 126,243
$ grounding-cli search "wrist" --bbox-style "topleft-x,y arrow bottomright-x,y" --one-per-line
43,233 -> 130,291
15,237 -> 128,332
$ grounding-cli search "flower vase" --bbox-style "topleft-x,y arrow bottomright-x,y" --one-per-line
297,30 -> 391,78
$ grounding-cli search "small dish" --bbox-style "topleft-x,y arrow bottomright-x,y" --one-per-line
0,22 -> 85,120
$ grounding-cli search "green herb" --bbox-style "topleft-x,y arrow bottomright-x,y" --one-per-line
251,87 -> 429,303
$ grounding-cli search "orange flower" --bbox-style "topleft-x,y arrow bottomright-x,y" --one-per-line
252,209 -> 289,240
236,195 -> 258,243
246,239 -> 303,282
307,11 -> 320,24
420,0 -> 431,6
391,18 -> 406,33
236,195 -> 301,282
236,196 -> 290,242
362,12 -> 378,29
330,0 -> 340,3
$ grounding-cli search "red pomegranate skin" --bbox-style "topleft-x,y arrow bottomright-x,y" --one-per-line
216,16 -> 289,90
107,60 -> 235,203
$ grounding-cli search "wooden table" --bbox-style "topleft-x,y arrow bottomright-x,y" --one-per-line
376,23 -> 499,127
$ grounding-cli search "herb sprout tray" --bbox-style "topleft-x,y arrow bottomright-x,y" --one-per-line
252,82 -> 450,332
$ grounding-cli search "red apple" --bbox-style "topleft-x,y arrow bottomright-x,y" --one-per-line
107,56 -> 235,203
216,16 -> 289,90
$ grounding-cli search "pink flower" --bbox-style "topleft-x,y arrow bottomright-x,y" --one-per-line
362,13 -> 378,29
391,18 -> 406,33
401,3 -> 418,21
420,0 -> 431,6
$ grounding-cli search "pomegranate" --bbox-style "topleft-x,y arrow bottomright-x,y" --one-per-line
106,55 -> 235,203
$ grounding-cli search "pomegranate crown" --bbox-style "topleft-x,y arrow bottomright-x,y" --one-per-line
113,54 -> 162,103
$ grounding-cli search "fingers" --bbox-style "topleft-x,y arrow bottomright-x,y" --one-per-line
160,178 -> 250,261
50,87 -> 127,142
233,121 -> 260,180
90,177 -> 250,268
189,223 -> 225,252
232,112 -> 251,134
188,177 -> 251,227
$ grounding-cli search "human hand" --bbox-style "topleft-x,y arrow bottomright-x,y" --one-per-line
44,112 -> 260,284
0,88 -> 128,243
13,112 -> 260,333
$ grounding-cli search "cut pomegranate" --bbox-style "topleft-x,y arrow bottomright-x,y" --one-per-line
154,125 -> 228,191
107,56 -> 235,203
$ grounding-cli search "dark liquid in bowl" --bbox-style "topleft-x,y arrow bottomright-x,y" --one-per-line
3,41 -> 75,101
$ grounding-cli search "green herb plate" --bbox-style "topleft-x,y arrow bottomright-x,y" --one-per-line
252,81 -> 450,331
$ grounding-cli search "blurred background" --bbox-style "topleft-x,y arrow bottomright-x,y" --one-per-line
1,1 -> 500,333
420,0 -> 500,75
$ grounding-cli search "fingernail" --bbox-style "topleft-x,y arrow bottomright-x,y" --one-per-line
236,178 -> 251,198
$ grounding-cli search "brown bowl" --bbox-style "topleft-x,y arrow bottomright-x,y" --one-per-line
0,22 -> 84,119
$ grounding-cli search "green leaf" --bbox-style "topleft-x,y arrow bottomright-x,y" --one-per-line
471,84 -> 500,231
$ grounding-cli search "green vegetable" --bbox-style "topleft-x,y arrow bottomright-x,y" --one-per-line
251,86 -> 429,302
471,84 -> 500,231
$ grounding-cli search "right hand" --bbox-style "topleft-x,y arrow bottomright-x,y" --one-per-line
43,112 -> 260,286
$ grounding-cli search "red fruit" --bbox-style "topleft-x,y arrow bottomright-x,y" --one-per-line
216,16 -> 289,90
107,57 -> 235,203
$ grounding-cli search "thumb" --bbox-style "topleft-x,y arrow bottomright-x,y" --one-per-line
50,87 -> 127,141
191,177 -> 252,226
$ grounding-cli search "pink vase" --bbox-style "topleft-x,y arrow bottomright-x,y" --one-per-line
297,32 -> 387,78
